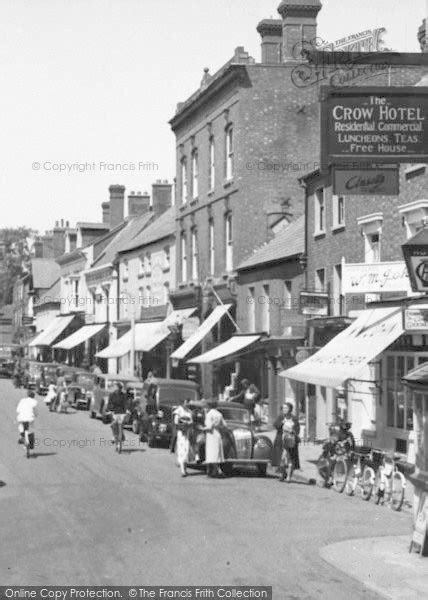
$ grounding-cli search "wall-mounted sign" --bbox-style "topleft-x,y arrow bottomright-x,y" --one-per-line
333,166 -> 398,196
342,261 -> 411,295
403,305 -> 428,332
300,292 -> 329,316
321,86 -> 428,169
401,228 -> 428,293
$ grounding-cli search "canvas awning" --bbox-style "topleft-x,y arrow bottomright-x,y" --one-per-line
187,334 -> 261,364
53,323 -> 106,350
28,315 -> 75,347
96,308 -> 196,359
280,306 -> 404,388
171,304 -> 232,360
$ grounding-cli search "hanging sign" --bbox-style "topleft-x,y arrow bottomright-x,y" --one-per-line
321,86 -> 428,170
333,165 -> 399,195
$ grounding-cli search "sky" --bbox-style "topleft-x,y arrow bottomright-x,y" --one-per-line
1,0 -> 427,233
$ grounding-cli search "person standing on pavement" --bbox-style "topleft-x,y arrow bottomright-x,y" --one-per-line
279,402 -> 300,483
204,399 -> 227,478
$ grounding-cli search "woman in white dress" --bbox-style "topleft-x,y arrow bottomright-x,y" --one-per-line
44,381 -> 57,411
174,399 -> 193,477
204,400 -> 227,478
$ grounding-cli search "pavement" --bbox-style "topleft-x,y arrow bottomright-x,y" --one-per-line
0,379 -> 422,598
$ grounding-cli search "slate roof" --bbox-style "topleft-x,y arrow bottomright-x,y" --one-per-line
31,258 -> 61,289
77,222 -> 110,230
91,212 -> 154,268
236,216 -> 304,271
118,207 -> 175,253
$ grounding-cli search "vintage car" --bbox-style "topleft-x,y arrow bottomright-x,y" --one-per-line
145,378 -> 200,447
89,374 -> 143,428
68,371 -> 100,410
0,344 -> 22,378
188,401 -> 273,477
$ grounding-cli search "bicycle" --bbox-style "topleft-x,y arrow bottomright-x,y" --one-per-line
20,422 -> 34,459
345,448 -> 376,500
374,452 -> 406,511
111,412 -> 129,453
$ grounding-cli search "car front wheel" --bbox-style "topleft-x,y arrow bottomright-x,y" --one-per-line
221,462 -> 233,477
257,463 -> 267,477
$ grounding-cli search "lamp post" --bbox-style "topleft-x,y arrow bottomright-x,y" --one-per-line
402,227 -> 428,555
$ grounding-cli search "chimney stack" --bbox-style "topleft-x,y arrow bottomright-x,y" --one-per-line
128,191 -> 151,218
41,232 -> 54,258
151,180 -> 172,218
108,184 -> 125,229
277,0 -> 322,62
53,220 -> 66,257
33,237 -> 43,258
101,201 -> 110,225
257,20 -> 283,63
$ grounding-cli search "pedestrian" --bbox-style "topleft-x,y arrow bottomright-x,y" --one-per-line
56,380 -> 69,413
229,378 -> 250,404
174,398 -> 193,477
278,402 -> 300,483
16,390 -> 38,445
138,406 -> 150,449
204,399 -> 227,478
44,380 -> 57,410
272,404 -> 286,470
243,382 -> 260,415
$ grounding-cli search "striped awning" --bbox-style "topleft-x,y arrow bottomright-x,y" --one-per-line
187,335 -> 261,364
28,315 -> 75,347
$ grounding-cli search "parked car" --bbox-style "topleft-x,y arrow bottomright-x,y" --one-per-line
0,344 -> 22,378
24,361 -> 57,394
68,371 -> 100,410
89,374 -> 143,425
188,401 -> 273,477
144,378 -> 200,447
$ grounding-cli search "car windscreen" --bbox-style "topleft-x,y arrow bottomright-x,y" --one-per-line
217,407 -> 250,424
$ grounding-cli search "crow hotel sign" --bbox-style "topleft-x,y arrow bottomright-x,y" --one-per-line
321,86 -> 428,168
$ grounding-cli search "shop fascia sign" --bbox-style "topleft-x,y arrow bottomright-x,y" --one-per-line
402,228 -> 428,293
333,164 -> 399,196
300,291 -> 329,316
342,259 -> 412,295
403,304 -> 428,333
321,86 -> 428,172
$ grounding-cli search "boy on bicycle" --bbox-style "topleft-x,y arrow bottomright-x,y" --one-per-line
16,390 -> 38,444
106,382 -> 130,451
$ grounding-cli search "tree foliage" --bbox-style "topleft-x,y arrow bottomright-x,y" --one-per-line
0,226 -> 37,305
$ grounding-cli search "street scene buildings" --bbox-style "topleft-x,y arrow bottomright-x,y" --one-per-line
1,0 -> 428,597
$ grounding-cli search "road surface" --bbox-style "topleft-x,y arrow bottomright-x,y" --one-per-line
0,379 -> 411,598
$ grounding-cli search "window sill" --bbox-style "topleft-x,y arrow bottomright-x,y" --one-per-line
178,282 -> 188,289
189,198 -> 199,206
313,230 -> 326,239
207,189 -> 215,197
179,204 -> 187,212
223,179 -> 234,189
332,223 -> 345,233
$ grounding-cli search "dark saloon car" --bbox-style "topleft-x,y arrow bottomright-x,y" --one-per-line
0,344 -> 22,378
68,371 -> 100,410
188,402 -> 273,477
89,374 -> 143,427
144,378 -> 200,447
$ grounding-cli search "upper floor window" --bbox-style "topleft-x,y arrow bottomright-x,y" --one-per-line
248,286 -> 256,333
209,137 -> 215,190
191,229 -> 198,280
225,125 -> 234,180
209,220 -> 215,276
180,232 -> 187,283
138,256 -> 144,276
315,268 -> 326,293
225,213 -> 233,271
333,195 -> 345,228
333,264 -> 343,316
191,150 -> 199,199
123,260 -> 129,280
181,158 -> 187,204
164,245 -> 170,270
315,188 -> 325,234
144,252 -> 151,273
261,284 -> 270,333
366,233 -> 381,263
284,280 -> 292,310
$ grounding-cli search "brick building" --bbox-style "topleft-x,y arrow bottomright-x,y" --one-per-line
168,0 -> 428,397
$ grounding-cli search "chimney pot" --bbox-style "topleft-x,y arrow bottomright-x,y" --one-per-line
60,218 -> 64,227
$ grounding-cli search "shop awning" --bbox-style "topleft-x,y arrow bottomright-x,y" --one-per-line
28,315 -> 75,347
187,334 -> 261,364
280,306 -> 404,388
96,308 -> 196,359
53,323 -> 106,350
171,304 -> 232,360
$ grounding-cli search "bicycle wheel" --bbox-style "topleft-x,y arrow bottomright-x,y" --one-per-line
373,470 -> 384,505
361,466 -> 375,501
25,433 -> 30,459
345,465 -> 357,496
316,456 -> 331,488
332,457 -> 348,493
390,471 -> 405,511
